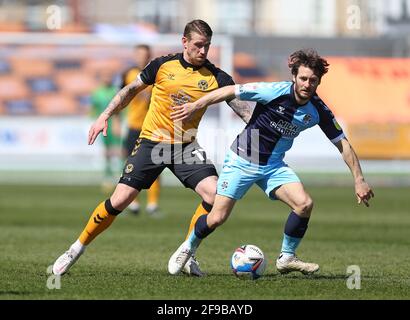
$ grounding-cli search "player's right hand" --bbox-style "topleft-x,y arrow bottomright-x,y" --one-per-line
88,113 -> 109,145
170,102 -> 197,122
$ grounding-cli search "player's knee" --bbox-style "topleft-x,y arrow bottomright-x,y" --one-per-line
201,191 -> 215,205
195,176 -> 217,205
110,187 -> 140,211
295,196 -> 314,217
207,211 -> 228,228
196,184 -> 216,205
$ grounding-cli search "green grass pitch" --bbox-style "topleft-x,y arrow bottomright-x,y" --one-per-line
0,183 -> 409,300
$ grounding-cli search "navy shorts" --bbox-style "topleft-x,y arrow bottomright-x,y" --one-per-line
119,138 -> 218,191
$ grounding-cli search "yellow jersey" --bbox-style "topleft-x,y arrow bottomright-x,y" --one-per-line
138,53 -> 234,144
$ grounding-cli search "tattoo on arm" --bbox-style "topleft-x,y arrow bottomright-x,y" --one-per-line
227,98 -> 253,124
103,78 -> 145,117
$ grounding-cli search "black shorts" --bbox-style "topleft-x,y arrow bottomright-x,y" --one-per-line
119,138 -> 218,191
124,128 -> 141,156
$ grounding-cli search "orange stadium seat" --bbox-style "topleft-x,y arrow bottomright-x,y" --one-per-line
318,57 -> 410,124
55,71 -> 97,95
83,58 -> 123,74
233,52 -> 277,83
0,22 -> 26,32
52,23 -> 90,33
10,58 -> 54,77
34,94 -> 78,115
0,76 -> 29,99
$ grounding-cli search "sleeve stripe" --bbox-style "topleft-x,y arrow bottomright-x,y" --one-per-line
331,133 -> 345,144
137,73 -> 146,84
234,84 -> 241,98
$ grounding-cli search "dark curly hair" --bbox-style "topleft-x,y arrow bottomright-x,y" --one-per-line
288,49 -> 329,79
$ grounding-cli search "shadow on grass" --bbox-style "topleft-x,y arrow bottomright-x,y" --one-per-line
0,290 -> 34,296
190,272 -> 350,281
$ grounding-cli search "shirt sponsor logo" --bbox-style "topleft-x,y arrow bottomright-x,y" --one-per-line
270,120 -> 298,138
170,90 -> 190,106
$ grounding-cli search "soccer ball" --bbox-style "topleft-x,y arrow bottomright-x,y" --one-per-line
231,244 -> 266,280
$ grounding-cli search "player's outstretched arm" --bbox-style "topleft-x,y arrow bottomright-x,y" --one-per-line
88,78 -> 147,145
170,85 -> 236,122
335,138 -> 375,207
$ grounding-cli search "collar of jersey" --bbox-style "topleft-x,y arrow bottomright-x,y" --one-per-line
178,53 -> 205,71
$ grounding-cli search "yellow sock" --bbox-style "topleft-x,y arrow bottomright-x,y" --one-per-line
147,178 -> 160,206
185,202 -> 211,240
78,201 -> 117,245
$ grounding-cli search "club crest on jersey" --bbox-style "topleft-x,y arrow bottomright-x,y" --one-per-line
125,164 -> 134,174
167,73 -> 175,80
197,79 -> 208,90
303,114 -> 312,125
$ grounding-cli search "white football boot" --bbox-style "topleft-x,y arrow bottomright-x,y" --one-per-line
276,254 -> 319,275
52,245 -> 84,275
168,241 -> 193,275
183,255 -> 205,277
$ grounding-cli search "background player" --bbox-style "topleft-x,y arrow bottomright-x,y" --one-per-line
121,44 -> 160,215
90,70 -> 122,191
168,48 -> 374,276
52,20 -> 252,277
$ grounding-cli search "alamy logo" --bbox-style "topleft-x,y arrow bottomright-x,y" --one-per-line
346,265 -> 361,289
46,265 -> 61,289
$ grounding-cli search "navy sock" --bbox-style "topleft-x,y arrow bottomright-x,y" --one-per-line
281,211 -> 310,255
284,211 -> 309,238
194,214 -> 215,239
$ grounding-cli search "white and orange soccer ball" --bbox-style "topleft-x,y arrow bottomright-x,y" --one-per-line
230,244 -> 267,280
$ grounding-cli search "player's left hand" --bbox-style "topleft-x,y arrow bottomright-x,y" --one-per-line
88,113 -> 109,145
355,181 -> 374,207
170,103 -> 197,122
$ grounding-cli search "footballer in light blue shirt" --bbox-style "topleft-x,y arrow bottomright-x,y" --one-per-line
169,49 -> 374,276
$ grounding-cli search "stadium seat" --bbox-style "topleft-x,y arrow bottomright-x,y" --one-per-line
10,58 -> 53,77
5,99 -> 35,115
0,22 -> 25,32
34,94 -> 78,115
53,23 -> 90,33
0,76 -> 29,99
27,77 -> 58,93
0,60 -> 11,74
55,71 -> 97,95
54,59 -> 82,70
83,58 -> 123,74
233,52 -> 276,83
